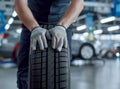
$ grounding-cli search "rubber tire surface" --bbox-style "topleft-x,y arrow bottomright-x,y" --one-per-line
29,40 -> 70,89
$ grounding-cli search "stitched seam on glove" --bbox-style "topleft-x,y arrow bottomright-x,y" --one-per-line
31,26 -> 41,32
56,25 -> 66,30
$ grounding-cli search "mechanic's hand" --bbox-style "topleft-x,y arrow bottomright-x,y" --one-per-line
47,25 -> 68,51
31,26 -> 48,50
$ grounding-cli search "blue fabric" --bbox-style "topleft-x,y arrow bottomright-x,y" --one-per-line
17,25 -> 30,89
28,0 -> 70,23
48,0 -> 70,23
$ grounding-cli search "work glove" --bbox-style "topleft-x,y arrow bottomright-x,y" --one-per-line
30,26 -> 48,50
47,25 -> 68,51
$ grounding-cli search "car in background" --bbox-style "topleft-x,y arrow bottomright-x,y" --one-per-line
71,33 -> 120,60
71,33 -> 101,60
0,28 -> 22,62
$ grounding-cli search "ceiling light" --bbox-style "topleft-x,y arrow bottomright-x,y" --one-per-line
100,16 -> 116,24
94,29 -> 103,34
107,26 -> 120,32
8,17 -> 14,25
76,25 -> 87,31
12,11 -> 17,17
5,24 -> 10,30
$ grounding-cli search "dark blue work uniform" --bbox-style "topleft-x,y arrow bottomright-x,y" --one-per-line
17,0 -> 72,89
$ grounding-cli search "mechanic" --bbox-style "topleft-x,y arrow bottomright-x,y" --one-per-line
14,0 -> 84,89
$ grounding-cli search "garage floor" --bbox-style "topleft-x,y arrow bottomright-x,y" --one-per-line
0,59 -> 120,89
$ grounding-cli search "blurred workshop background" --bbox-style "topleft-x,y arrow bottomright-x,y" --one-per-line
0,0 -> 120,89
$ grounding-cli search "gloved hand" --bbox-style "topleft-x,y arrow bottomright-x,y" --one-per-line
47,25 -> 68,51
31,26 -> 48,50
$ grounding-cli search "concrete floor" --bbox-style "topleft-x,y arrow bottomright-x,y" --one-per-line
0,59 -> 120,89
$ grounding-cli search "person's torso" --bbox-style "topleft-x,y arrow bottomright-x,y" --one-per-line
28,0 -> 70,24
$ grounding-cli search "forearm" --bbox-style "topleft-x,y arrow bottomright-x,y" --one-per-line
14,0 -> 39,31
58,0 -> 84,29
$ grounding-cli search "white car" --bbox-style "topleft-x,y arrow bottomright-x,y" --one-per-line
71,33 -> 101,60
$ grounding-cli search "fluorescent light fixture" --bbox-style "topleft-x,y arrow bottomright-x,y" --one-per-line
107,26 -> 120,32
8,17 -> 14,25
76,25 -> 87,31
100,16 -> 116,24
94,29 -> 103,34
5,24 -> 10,30
12,11 -> 17,17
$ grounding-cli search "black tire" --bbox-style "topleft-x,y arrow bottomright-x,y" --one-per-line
106,51 -> 116,58
29,40 -> 70,89
79,43 -> 95,60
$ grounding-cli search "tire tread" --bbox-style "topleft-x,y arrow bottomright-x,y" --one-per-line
29,40 -> 70,89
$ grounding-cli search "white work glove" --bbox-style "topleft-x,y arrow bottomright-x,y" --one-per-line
47,25 -> 68,51
31,26 -> 48,50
